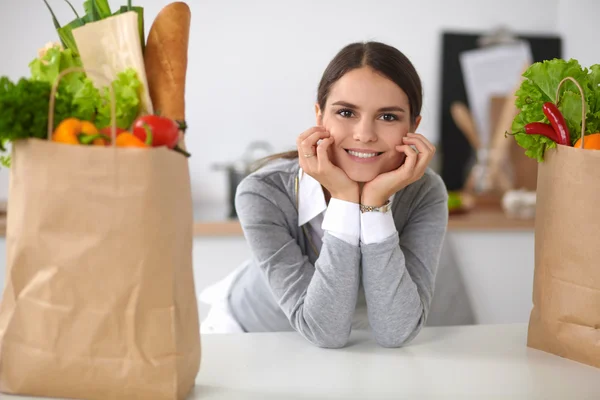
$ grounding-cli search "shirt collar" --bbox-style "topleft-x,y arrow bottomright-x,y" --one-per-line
296,167 -> 397,227
297,168 -> 327,226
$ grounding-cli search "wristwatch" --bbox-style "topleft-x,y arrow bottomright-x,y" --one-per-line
360,200 -> 392,213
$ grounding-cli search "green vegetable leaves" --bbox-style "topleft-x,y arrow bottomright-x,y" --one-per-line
586,65 -> 600,134
95,69 -> 142,130
512,79 -> 548,134
0,78 -> 75,150
0,68 -> 143,167
511,58 -> 600,161
29,44 -> 83,88
28,43 -> 143,130
83,0 -> 112,22
522,59 -> 588,103
513,132 -> 557,163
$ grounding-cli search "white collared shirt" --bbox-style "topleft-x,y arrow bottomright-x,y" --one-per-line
297,169 -> 397,248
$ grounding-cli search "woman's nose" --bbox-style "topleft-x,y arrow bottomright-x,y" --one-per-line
353,121 -> 377,142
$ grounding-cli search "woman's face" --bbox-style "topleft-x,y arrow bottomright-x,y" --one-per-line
316,66 -> 421,183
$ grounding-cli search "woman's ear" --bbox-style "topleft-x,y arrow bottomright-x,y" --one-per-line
412,115 -> 422,132
315,103 -> 323,126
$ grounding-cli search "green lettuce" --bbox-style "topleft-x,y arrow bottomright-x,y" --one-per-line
28,44 -> 143,130
511,58 -> 600,162
586,65 -> 600,134
29,44 -> 84,89
95,68 -> 142,130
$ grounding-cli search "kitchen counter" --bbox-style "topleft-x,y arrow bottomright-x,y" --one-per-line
0,204 -> 534,237
193,204 -> 535,236
1,324 -> 599,399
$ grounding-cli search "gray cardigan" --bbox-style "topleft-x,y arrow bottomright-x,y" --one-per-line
227,157 -> 449,348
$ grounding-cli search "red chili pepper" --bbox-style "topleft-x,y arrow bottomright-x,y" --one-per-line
525,122 -> 560,143
542,102 -> 570,146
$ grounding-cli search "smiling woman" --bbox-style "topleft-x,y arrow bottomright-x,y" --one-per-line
201,41 -> 449,349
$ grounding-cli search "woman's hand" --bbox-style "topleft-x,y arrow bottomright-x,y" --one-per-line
297,126 -> 359,203
361,133 -> 436,206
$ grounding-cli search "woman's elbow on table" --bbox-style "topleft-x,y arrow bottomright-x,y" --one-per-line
374,329 -> 419,348
310,334 -> 350,349
373,316 -> 424,348
297,326 -> 351,349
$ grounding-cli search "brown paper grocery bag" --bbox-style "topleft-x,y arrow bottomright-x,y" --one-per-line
527,78 -> 600,369
0,69 -> 201,399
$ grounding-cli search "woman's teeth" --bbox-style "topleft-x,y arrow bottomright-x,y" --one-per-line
347,150 -> 379,158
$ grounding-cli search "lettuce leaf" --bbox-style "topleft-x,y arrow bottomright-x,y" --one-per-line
560,90 -> 586,142
69,78 -> 101,122
512,79 -> 548,134
510,58 -> 600,161
29,44 -> 142,129
514,132 -> 557,163
586,65 -> 600,133
29,44 -> 84,91
95,68 -> 142,130
523,59 -> 588,103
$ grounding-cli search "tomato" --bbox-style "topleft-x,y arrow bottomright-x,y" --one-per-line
132,115 -> 180,149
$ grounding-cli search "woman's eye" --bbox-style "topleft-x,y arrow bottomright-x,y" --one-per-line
337,109 -> 354,118
380,113 -> 398,122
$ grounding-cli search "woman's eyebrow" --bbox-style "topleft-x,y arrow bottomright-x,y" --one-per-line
331,101 -> 406,113
378,106 -> 406,113
331,101 -> 359,109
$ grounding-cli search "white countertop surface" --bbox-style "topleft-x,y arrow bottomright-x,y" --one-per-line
1,324 -> 599,399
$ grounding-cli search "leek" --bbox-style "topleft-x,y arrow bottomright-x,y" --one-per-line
83,0 -> 112,21
63,0 -> 80,19
42,0 -> 67,49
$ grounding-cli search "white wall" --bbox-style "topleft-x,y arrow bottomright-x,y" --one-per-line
557,0 -> 600,69
0,0 -> 569,208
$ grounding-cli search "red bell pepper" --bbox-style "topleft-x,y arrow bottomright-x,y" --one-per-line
132,115 -> 190,157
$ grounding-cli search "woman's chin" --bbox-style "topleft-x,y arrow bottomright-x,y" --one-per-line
344,169 -> 380,183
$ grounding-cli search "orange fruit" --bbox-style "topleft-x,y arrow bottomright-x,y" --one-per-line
573,133 -> 600,150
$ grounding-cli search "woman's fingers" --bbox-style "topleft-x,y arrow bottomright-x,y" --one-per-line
297,127 -> 329,171
316,137 -> 334,171
403,133 -> 435,176
405,133 -> 435,154
296,126 -> 327,147
396,145 -> 417,176
301,130 -> 329,158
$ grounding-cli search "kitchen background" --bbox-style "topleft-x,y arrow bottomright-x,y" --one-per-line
0,0 -> 597,325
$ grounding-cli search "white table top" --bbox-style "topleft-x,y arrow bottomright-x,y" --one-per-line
2,324 -> 599,399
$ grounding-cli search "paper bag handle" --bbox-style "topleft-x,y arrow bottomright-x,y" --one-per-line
555,76 -> 586,149
47,67 -> 117,146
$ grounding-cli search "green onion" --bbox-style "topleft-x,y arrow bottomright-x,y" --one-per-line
63,0 -> 80,19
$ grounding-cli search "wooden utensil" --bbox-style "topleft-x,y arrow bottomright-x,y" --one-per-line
451,102 -> 481,150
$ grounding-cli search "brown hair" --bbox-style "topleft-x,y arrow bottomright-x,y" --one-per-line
253,41 -> 423,170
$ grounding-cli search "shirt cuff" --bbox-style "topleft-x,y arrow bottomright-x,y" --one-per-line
321,198 -> 360,246
360,210 -> 397,244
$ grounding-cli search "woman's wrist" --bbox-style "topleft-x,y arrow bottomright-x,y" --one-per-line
360,193 -> 389,208
330,185 -> 360,204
